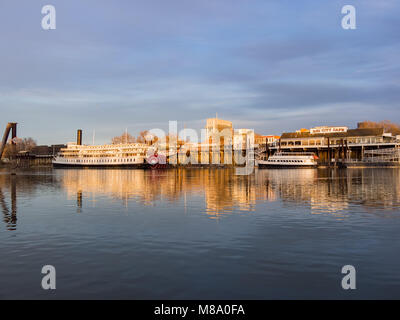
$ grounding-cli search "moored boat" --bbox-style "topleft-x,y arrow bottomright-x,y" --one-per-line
258,152 -> 318,168
52,142 -> 151,168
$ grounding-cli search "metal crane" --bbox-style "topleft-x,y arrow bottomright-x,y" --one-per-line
0,123 -> 17,159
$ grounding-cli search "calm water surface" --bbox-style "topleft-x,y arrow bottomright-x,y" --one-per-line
0,167 -> 399,299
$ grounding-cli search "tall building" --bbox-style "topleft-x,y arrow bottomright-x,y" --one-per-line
205,117 -> 233,142
204,116 -> 234,164
234,129 -> 255,150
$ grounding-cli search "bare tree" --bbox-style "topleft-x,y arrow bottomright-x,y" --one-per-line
2,137 -> 37,158
136,130 -> 148,144
111,132 -> 136,144
135,130 -> 158,144
111,131 -> 159,145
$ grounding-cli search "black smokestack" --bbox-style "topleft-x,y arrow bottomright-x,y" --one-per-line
77,129 -> 82,145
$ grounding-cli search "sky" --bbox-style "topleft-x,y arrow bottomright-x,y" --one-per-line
0,0 -> 399,145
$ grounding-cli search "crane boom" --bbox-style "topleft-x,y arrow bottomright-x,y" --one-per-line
0,123 -> 17,159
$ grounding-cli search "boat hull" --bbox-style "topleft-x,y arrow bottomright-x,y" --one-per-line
52,162 -> 150,169
258,152 -> 318,169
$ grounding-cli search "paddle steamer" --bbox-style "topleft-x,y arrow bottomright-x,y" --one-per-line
53,142 -> 151,168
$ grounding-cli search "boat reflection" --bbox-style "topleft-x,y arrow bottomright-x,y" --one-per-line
260,168 -> 400,216
60,168 -> 278,218
1,168 -> 399,231
59,168 -> 400,218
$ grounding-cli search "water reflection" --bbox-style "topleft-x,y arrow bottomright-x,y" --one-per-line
0,175 -> 17,230
60,168 -> 272,218
1,168 -> 399,230
59,168 -> 400,218
261,169 -> 400,216
0,169 -> 60,230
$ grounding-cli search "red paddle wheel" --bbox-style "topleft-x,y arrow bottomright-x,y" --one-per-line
146,152 -> 168,169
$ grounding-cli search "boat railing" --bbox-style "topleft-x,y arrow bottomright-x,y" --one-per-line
274,152 -> 315,156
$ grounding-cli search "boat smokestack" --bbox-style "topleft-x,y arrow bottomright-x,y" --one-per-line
77,129 -> 82,145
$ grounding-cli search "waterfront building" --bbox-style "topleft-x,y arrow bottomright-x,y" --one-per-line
254,135 -> 280,146
172,118 -> 256,166
205,117 -> 233,143
309,126 -> 348,135
295,128 -> 310,134
203,117 -> 234,165
234,129 -> 254,150
274,126 -> 399,164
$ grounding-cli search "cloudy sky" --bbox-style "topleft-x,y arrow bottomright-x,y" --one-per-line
1,0 -> 399,145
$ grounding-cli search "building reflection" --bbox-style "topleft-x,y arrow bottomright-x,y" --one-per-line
0,169 -> 60,230
60,168 -> 400,218
60,168 -> 278,218
262,168 -> 400,216
1,168 -> 398,229
0,174 -> 17,230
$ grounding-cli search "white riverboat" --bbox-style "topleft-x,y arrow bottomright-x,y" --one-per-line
53,143 -> 151,168
258,152 -> 318,168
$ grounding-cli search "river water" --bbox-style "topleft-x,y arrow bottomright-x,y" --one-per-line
0,167 -> 399,299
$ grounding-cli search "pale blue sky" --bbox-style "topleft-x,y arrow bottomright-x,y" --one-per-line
0,0 -> 399,145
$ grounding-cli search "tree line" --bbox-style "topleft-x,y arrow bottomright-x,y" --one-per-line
111,130 -> 159,145
358,120 -> 400,135
1,137 -> 37,158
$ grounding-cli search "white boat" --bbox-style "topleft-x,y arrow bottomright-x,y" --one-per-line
258,152 -> 318,168
52,143 -> 151,168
